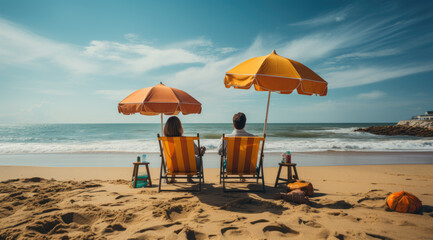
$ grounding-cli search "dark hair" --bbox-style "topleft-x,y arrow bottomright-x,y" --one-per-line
233,112 -> 246,130
164,116 -> 184,137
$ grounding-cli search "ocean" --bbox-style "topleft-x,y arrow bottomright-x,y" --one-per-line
1,123 -> 433,154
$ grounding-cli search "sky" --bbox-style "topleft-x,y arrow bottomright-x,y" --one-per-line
0,0 -> 432,124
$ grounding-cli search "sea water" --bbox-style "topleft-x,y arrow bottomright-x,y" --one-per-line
0,123 -> 432,154
0,123 -> 432,167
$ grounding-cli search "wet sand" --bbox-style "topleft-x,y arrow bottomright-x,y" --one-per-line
0,151 -> 432,168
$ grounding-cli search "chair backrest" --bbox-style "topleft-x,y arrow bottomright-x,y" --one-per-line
223,136 -> 265,174
158,136 -> 199,174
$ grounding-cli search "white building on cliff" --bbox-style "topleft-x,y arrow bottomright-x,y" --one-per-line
412,111 -> 433,120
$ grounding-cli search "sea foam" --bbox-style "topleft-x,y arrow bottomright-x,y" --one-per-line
1,138 -> 432,154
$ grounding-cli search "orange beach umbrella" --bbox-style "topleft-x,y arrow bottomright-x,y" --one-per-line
224,50 -> 327,134
118,83 -> 202,135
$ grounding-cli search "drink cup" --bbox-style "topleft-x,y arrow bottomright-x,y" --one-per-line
285,151 -> 291,163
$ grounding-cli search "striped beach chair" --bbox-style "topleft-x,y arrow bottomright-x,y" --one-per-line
220,134 -> 266,192
157,133 -> 204,192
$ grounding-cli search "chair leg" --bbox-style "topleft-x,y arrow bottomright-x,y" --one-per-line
293,166 -> 299,180
158,175 -> 162,193
222,174 -> 226,192
261,165 -> 265,192
274,165 -> 282,188
219,160 -> 222,184
199,174 -> 202,191
158,162 -> 164,193
202,164 -> 205,184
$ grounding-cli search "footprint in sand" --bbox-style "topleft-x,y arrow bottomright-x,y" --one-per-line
221,226 -> 246,236
298,218 -> 322,228
250,219 -> 270,224
365,232 -> 393,240
194,211 -> 210,224
169,195 -> 194,201
103,223 -> 126,233
223,217 -> 246,224
26,216 -> 61,234
327,211 -> 348,217
115,195 -> 132,200
262,224 -> 299,237
152,202 -> 197,220
334,232 -> 346,240
178,227 -> 206,240
136,222 -> 182,233
356,189 -> 390,209
61,212 -> 94,225
308,199 -> 353,209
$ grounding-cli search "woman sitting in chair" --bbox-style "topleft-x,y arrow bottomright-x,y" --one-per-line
164,116 -> 206,183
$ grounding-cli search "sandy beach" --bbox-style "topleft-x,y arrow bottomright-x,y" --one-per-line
1,164 -> 432,239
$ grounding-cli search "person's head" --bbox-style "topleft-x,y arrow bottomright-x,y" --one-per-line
233,112 -> 247,130
164,116 -> 183,137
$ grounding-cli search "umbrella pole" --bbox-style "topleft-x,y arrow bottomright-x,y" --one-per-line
263,91 -> 271,135
160,113 -> 164,136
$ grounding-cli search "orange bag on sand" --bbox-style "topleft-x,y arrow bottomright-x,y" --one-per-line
386,191 -> 422,213
287,181 -> 314,197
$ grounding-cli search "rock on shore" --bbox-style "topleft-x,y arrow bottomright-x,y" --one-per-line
355,124 -> 433,137
397,120 -> 433,129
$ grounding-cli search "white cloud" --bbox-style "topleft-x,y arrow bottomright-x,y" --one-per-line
356,91 -> 386,100
324,63 -> 433,89
171,38 -> 213,48
83,40 -> 207,74
281,8 -> 430,64
0,17 -> 212,75
124,33 -> 139,42
217,47 -> 237,54
335,49 -> 401,60
289,6 -> 352,26
0,18 -> 98,74
279,34 -> 345,62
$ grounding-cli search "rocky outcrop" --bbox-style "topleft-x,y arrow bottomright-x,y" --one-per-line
397,120 -> 433,129
355,125 -> 433,137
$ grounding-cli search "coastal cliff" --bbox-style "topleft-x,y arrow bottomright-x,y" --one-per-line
397,119 -> 433,129
355,120 -> 433,137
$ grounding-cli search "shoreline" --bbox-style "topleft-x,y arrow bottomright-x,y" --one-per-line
0,151 -> 432,168
0,164 -> 431,181
2,150 -> 433,154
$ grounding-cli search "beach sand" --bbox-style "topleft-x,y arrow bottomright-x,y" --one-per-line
0,164 -> 432,239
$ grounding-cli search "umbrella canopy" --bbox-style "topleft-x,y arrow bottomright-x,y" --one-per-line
224,50 -> 327,134
118,83 -> 202,135
225,50 -> 327,95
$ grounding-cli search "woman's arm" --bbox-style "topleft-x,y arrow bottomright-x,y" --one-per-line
194,143 -> 206,156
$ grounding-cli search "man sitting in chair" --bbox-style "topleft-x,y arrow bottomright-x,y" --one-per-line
218,112 -> 255,156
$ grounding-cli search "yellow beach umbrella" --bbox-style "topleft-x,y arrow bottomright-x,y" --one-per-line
224,50 -> 327,134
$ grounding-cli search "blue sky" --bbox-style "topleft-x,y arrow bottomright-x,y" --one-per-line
0,0 -> 432,124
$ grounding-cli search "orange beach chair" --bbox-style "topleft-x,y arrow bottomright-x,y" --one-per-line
157,134 -> 204,192
220,134 -> 266,192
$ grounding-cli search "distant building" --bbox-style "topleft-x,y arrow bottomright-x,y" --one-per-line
412,111 -> 433,120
